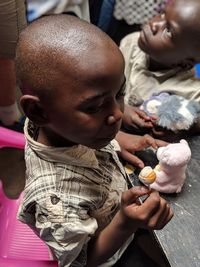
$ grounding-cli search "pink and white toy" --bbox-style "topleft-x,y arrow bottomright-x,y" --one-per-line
139,139 -> 191,193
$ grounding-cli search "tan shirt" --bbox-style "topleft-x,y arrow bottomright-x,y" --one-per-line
120,32 -> 200,106
18,120 -> 133,267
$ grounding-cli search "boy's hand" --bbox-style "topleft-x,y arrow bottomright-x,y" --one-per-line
122,105 -> 156,133
119,187 -> 173,231
86,187 -> 173,266
116,131 -> 168,168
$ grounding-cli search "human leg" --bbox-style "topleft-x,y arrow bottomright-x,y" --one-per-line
0,0 -> 27,128
0,59 -> 21,125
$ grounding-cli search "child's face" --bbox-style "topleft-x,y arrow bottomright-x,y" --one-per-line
138,0 -> 199,67
43,48 -> 125,149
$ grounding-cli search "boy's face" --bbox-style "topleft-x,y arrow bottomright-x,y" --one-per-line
42,47 -> 125,149
138,0 -> 199,67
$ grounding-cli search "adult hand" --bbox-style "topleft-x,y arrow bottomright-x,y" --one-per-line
115,131 -> 167,168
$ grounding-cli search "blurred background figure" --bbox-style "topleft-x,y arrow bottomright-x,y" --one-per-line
26,0 -> 90,22
96,0 -> 168,44
0,0 -> 27,132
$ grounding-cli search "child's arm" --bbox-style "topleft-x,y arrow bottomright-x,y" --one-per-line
115,131 -> 168,168
86,186 -> 173,267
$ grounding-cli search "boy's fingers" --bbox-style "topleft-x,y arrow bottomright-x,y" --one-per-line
148,200 -> 173,229
122,150 -> 144,168
155,139 -> 168,147
152,204 -> 174,230
121,186 -> 150,206
140,190 -> 162,217
156,206 -> 174,230
141,192 -> 174,229
135,109 -> 152,120
135,119 -> 153,128
143,134 -> 168,149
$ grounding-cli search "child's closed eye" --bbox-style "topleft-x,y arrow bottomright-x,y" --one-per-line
164,25 -> 172,38
116,84 -> 126,99
84,103 -> 105,114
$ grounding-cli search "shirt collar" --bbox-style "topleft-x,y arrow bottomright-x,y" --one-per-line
24,119 -> 120,168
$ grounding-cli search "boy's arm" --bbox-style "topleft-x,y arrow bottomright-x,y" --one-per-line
86,187 -> 173,267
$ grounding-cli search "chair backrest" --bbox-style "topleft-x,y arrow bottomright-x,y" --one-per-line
0,126 -> 25,149
0,127 -> 58,267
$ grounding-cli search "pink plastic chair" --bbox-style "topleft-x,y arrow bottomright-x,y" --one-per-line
0,127 -> 58,267
0,126 -> 25,149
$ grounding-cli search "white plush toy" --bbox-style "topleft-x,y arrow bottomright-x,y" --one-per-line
139,139 -> 191,193
140,92 -> 200,131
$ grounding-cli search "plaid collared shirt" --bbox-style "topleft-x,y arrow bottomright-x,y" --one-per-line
18,120 -> 132,267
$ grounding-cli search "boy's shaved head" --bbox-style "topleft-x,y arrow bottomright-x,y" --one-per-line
16,14 -> 125,149
16,15 -> 121,99
172,0 -> 200,43
174,0 -> 200,61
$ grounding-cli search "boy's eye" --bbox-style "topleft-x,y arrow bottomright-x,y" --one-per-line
164,26 -> 172,38
160,13 -> 165,19
116,84 -> 126,99
85,105 -> 104,114
116,91 -> 125,99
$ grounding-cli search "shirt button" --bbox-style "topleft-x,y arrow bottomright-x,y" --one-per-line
51,195 -> 60,205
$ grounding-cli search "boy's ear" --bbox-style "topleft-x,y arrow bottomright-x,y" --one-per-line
20,95 -> 49,126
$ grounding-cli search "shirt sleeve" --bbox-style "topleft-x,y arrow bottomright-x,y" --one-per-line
34,193 -> 98,267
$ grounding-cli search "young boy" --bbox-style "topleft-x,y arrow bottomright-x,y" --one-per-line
119,0 -> 200,140
16,15 -> 173,267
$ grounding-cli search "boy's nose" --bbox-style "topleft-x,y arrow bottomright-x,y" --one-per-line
106,103 -> 124,125
149,17 -> 165,35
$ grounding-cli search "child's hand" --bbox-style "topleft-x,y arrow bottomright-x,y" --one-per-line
86,187 -> 173,266
122,105 -> 156,133
116,131 -> 168,168
119,186 -> 173,232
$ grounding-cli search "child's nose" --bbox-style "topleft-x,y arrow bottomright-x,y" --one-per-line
106,103 -> 123,125
150,17 -> 165,35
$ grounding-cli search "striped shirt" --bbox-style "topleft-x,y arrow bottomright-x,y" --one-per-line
18,120 -> 132,267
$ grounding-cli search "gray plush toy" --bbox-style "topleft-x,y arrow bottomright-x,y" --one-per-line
141,92 -> 200,131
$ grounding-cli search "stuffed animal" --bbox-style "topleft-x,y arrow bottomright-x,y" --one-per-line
140,92 -> 200,131
138,139 -> 191,193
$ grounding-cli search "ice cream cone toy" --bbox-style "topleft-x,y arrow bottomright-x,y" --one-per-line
124,164 -> 152,203
138,166 -> 157,187
124,164 -> 135,175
